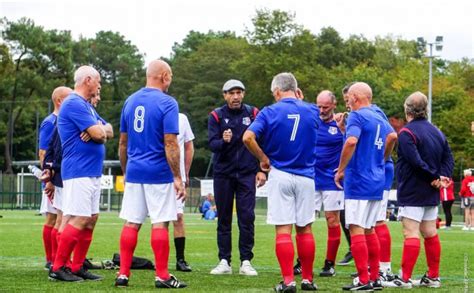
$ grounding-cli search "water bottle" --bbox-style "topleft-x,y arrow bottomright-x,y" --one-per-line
28,165 -> 43,180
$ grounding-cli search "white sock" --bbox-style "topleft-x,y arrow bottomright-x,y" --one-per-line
380,262 -> 391,273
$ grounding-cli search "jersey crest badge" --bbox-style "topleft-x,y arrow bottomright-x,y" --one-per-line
242,117 -> 251,126
328,126 -> 338,135
224,118 -> 229,124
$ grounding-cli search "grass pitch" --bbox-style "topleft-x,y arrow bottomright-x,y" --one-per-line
0,210 -> 472,292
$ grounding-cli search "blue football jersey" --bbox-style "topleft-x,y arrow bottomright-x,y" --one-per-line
248,98 -> 320,178
89,104 -> 107,124
344,107 -> 392,200
58,93 -> 105,180
120,87 -> 179,184
371,104 -> 395,190
384,161 -> 394,190
39,113 -> 57,151
314,120 -> 344,190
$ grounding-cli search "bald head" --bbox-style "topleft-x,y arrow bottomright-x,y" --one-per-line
146,60 -> 173,91
346,82 -> 372,110
348,82 -> 372,100
51,86 -> 72,113
146,60 -> 171,78
404,91 -> 428,121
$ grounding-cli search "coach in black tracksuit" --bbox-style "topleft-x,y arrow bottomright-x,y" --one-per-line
208,79 -> 266,275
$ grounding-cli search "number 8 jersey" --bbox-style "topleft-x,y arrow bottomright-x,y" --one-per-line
344,107 -> 392,200
120,87 -> 179,184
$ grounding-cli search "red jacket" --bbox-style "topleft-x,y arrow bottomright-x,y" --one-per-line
460,176 -> 474,198
439,179 -> 454,201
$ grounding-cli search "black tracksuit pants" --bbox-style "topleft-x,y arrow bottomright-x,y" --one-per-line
213,173 -> 255,263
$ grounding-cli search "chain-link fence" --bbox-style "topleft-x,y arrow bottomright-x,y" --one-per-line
0,174 -> 269,214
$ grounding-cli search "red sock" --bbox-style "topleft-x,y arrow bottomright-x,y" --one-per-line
375,223 -> 391,263
296,233 -> 315,281
351,234 -> 369,284
424,235 -> 441,278
119,226 -> 139,277
401,237 -> 420,281
366,233 -> 380,281
71,228 -> 93,272
55,232 -> 71,267
51,228 -> 59,265
55,231 -> 61,265
55,231 -> 72,268
52,224 -> 82,271
326,225 -> 341,262
151,227 -> 170,280
275,233 -> 294,285
42,225 -> 54,263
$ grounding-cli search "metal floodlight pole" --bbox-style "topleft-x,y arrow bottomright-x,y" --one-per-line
428,43 -> 433,122
421,35 -> 442,123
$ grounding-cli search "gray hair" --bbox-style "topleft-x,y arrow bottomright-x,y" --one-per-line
317,90 -> 337,104
464,169 -> 472,177
271,72 -> 297,93
74,65 -> 100,87
404,92 -> 428,119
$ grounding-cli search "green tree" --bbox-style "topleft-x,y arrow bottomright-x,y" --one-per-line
171,30 -> 237,59
1,11 -> 473,179
239,10 -> 316,107
315,27 -> 345,68
72,31 -> 145,160
246,9 -> 302,46
0,18 -> 74,173
170,35 -> 249,175
0,44 -> 15,169
343,35 -> 376,68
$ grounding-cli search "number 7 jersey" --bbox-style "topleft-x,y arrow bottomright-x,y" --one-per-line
120,87 -> 179,184
247,98 -> 320,179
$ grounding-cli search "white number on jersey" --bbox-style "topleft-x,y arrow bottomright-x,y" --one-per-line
287,114 -> 300,141
469,182 -> 474,194
133,106 -> 145,133
374,124 -> 383,150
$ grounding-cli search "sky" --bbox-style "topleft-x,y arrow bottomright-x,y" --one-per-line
1,0 -> 473,64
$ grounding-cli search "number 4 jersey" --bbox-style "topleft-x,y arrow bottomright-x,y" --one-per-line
344,106 -> 392,200
120,87 -> 179,184
248,98 -> 320,179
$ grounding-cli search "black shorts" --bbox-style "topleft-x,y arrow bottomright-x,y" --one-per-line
462,197 -> 474,209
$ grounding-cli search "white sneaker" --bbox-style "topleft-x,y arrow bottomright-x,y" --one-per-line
462,226 -> 470,231
382,275 -> 413,288
210,259 -> 232,275
379,269 -> 396,282
412,273 -> 441,288
239,260 -> 258,276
